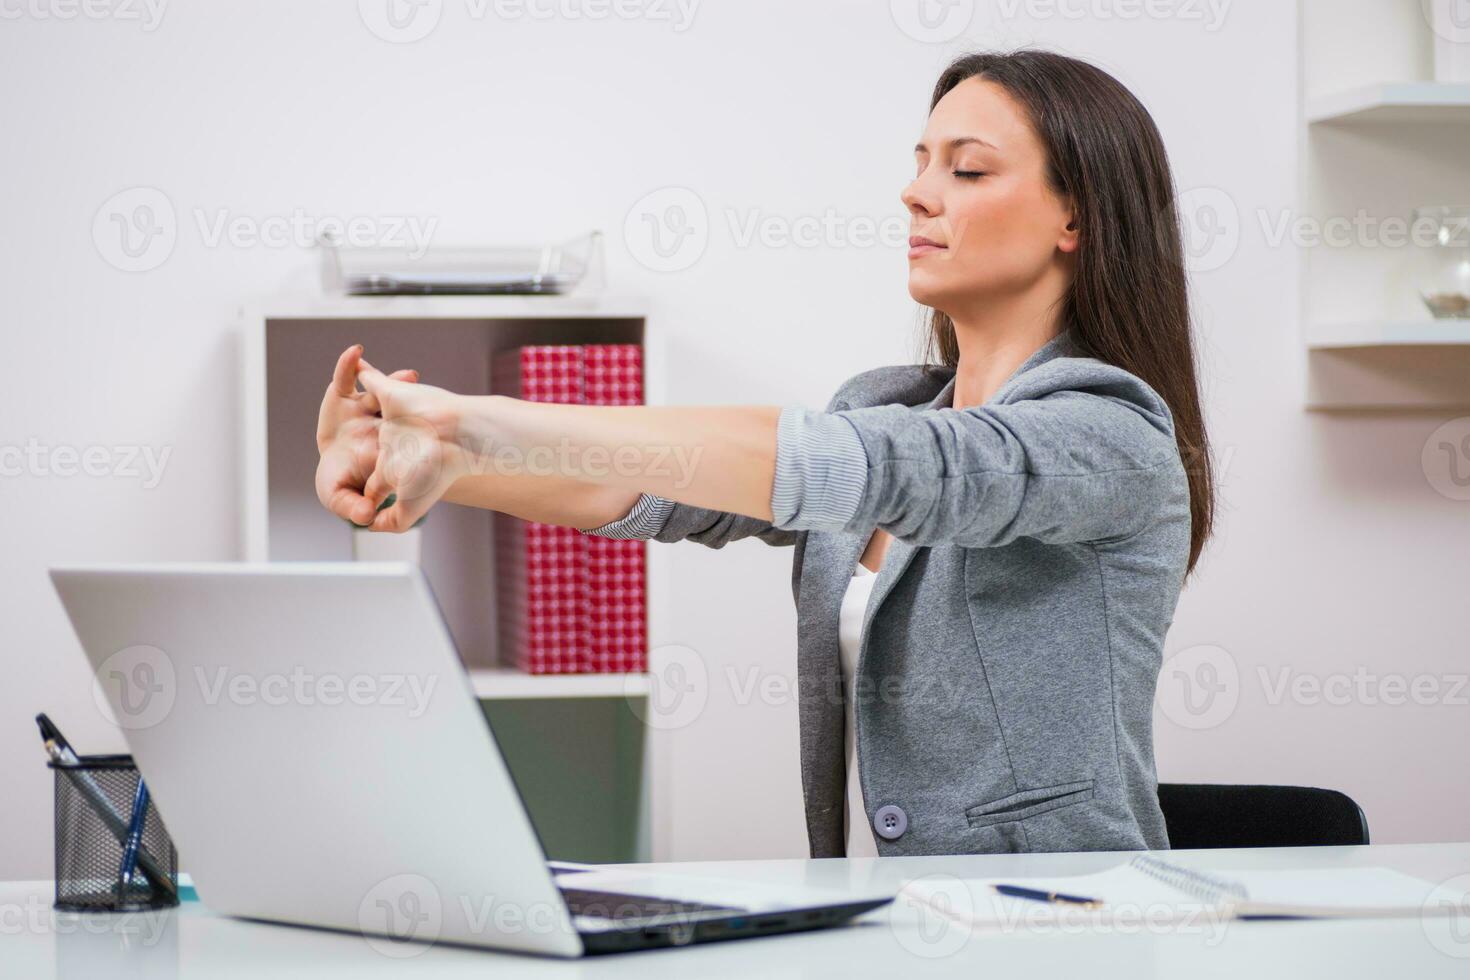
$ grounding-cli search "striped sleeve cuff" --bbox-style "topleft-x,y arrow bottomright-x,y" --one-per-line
770,405 -> 869,530
578,492 -> 676,539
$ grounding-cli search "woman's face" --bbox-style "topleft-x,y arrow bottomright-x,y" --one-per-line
902,78 -> 1078,318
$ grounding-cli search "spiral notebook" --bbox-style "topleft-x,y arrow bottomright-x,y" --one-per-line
909,855 -> 1453,924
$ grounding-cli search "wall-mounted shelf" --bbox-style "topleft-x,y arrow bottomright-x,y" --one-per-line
1300,2 -> 1470,410
470,668 -> 651,700
1304,342 -> 1470,411
1305,319 -> 1470,349
1307,82 -> 1470,125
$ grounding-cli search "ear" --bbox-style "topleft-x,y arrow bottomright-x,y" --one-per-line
1057,202 -> 1080,254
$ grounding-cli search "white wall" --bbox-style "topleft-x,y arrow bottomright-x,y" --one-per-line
1,0 -> 1464,880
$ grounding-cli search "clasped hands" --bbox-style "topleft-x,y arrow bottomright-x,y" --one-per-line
314,344 -> 475,533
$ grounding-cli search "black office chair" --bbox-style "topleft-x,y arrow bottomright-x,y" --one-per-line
1157,783 -> 1370,849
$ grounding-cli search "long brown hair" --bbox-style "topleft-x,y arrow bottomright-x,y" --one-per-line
918,50 -> 1214,578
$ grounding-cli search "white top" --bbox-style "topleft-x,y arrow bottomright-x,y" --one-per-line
838,559 -> 881,856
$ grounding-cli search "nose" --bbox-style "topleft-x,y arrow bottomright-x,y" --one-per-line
901,174 -> 938,218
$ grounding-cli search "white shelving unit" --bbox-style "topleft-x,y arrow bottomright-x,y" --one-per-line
1299,1 -> 1470,410
239,289 -> 672,863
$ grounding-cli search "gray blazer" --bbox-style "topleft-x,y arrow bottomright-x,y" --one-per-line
586,329 -> 1191,856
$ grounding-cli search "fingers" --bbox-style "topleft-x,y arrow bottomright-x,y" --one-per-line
370,492 -> 432,534
356,357 -> 391,399
362,415 -> 443,533
318,346 -> 364,449
358,446 -> 414,531
321,348 -> 412,443
315,445 -> 379,527
358,366 -> 418,415
328,484 -> 378,527
330,345 -> 364,397
315,350 -> 424,528
362,466 -> 391,509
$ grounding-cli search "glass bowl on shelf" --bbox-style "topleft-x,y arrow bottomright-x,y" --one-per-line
1413,206 -> 1470,319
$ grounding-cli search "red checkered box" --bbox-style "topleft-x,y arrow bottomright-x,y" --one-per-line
585,536 -> 646,673
491,344 -> 647,675
492,346 -> 589,674
492,344 -> 585,404
582,343 -> 644,407
582,345 -> 647,673
494,513 -> 589,674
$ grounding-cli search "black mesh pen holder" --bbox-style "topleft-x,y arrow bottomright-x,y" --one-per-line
51,754 -> 179,912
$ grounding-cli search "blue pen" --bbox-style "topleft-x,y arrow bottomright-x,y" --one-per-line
993,883 -> 1102,908
118,779 -> 151,892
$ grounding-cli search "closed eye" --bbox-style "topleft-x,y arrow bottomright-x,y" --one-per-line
952,170 -> 986,179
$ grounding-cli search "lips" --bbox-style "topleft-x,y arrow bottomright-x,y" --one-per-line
908,235 -> 947,258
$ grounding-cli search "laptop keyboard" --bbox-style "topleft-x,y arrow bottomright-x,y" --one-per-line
559,886 -> 741,921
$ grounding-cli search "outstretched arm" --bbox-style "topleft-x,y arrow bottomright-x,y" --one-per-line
356,360 -> 783,533
315,345 -> 650,530
351,347 -> 1185,556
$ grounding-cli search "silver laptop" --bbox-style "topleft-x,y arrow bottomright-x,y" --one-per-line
50,562 -> 892,957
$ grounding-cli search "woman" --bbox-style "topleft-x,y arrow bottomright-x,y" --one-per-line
315,49 -> 1214,858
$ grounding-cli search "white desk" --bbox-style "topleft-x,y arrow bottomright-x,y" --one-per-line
6,843 -> 1469,977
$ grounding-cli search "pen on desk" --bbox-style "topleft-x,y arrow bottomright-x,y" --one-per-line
992,884 -> 1103,909
35,713 -> 177,903
117,779 -> 151,892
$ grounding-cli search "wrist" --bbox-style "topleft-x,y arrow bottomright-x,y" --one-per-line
449,393 -> 507,478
